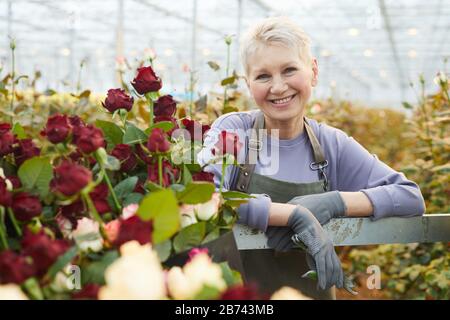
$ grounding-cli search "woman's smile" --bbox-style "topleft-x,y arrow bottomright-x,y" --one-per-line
268,93 -> 297,109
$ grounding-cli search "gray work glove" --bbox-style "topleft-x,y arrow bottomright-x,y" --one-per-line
288,206 -> 344,290
288,191 -> 347,225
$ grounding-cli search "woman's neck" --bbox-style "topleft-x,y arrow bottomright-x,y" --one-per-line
264,115 -> 304,140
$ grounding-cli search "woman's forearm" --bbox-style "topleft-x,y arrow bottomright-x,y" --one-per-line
267,191 -> 374,227
339,191 -> 373,217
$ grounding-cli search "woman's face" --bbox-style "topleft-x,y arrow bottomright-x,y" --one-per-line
246,44 -> 318,125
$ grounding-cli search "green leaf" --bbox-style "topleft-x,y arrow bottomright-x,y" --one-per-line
193,285 -> 221,300
114,176 -> 138,202
222,191 -> 254,199
12,122 -> 27,139
402,102 -> 414,109
201,227 -> 220,244
46,246 -> 79,280
177,182 -> 215,204
18,156 -> 53,198
123,123 -> 148,145
173,222 -> 206,253
154,239 -> 172,262
123,193 -> 144,207
137,189 -> 180,244
146,121 -> 175,133
219,262 -> 243,286
207,61 -> 221,71
81,250 -> 119,285
182,165 -> 192,185
221,76 -> 237,86
22,277 -> 44,300
95,120 -> 124,150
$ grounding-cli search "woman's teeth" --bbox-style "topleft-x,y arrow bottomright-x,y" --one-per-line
271,94 -> 295,104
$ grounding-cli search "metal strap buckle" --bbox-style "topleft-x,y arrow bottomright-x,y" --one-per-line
248,139 -> 262,151
309,160 -> 329,171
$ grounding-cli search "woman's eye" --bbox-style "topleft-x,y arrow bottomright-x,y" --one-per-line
285,67 -> 297,74
256,74 -> 269,80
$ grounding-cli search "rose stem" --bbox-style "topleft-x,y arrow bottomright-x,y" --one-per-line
7,207 -> 22,237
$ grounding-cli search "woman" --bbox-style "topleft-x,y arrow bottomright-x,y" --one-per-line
198,17 -> 425,299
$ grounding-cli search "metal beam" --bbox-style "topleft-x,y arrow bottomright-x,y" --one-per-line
378,0 -> 407,98
233,214 -> 450,249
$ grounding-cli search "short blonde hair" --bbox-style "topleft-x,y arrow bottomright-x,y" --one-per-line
240,17 -> 313,75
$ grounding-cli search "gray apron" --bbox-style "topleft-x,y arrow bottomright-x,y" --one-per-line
232,111 -> 335,299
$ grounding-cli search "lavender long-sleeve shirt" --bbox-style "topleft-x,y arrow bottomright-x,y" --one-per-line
197,110 -> 425,232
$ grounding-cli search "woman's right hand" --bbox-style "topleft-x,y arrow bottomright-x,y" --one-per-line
287,206 -> 344,290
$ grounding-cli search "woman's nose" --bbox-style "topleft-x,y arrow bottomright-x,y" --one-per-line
270,77 -> 288,94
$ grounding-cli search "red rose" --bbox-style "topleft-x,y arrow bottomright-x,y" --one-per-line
41,114 -> 72,144
0,178 -> 12,207
154,95 -> 176,117
181,118 -> 210,142
214,130 -> 242,158
111,144 -> 137,172
220,283 -> 268,300
6,176 -> 21,189
147,159 -> 178,187
72,283 -> 100,300
0,250 -> 36,284
13,139 -> 40,167
135,144 -> 152,164
102,88 -> 134,113
191,171 -> 214,183
51,161 -> 92,196
147,128 -> 171,153
12,192 -> 42,221
89,183 -> 111,215
73,124 -> 105,154
0,123 -> 15,156
21,230 -> 70,277
131,66 -> 162,95
133,179 -> 146,194
68,115 -> 85,129
59,200 -> 85,228
114,215 -> 153,247
154,116 -> 179,137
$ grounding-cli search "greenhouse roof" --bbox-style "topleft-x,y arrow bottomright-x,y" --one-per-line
0,0 -> 449,108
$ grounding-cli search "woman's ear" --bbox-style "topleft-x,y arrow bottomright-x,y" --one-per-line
311,58 -> 319,87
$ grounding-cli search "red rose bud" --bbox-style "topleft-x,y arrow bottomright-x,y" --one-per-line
59,200 -> 85,228
181,118 -> 210,142
73,124 -> 105,154
154,95 -> 177,117
102,88 -> 134,113
12,192 -> 42,221
214,130 -> 242,158
154,115 -> 178,137
131,66 -> 162,95
114,215 -> 153,247
191,171 -> 215,183
51,161 -> 92,196
0,250 -> 36,284
0,178 -> 13,207
13,139 -> 40,167
111,144 -> 137,172
135,144 -> 152,164
41,114 -> 72,144
6,176 -> 21,189
72,283 -> 100,300
68,115 -> 85,129
89,183 -> 111,215
0,123 -> 15,156
147,159 -> 178,187
21,230 -> 70,277
147,128 -> 171,153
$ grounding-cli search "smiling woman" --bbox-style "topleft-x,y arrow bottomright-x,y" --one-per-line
199,16 -> 425,299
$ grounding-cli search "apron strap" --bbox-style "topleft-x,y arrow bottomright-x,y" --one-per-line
233,111 -> 329,192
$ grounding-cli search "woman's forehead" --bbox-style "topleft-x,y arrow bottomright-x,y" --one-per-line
248,44 -> 304,73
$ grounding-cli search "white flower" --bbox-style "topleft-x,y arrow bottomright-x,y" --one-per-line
167,252 -> 226,299
179,204 -> 198,228
195,193 -> 221,221
71,218 -> 104,252
122,203 -> 138,219
270,286 -> 312,300
99,241 -> 166,300
0,284 -> 29,300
